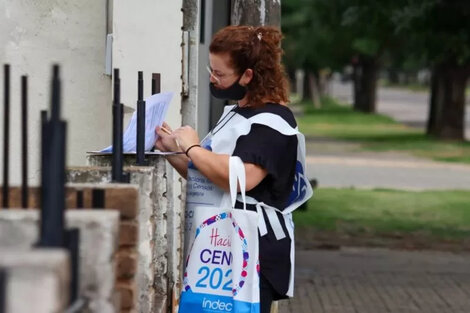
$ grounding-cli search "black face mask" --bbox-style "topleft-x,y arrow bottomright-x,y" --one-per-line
209,76 -> 247,101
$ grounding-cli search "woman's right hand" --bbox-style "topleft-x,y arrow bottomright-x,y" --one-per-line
155,122 -> 180,152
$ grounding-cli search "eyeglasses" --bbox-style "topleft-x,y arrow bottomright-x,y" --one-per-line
206,66 -> 236,84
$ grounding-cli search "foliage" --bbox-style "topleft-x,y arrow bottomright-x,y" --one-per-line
282,0 -> 470,73
392,0 -> 470,66
282,0 -> 411,72
281,0 -> 353,73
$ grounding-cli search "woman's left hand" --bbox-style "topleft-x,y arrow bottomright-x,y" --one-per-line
172,126 -> 200,152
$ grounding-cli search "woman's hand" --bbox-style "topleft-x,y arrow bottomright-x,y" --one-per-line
172,126 -> 200,153
155,122 -> 180,152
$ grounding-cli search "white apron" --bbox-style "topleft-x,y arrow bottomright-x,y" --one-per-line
185,105 -> 313,297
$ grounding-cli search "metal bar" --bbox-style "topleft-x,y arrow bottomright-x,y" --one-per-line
149,73 -> 161,152
2,65 -> 10,208
136,71 -> 146,165
138,71 -> 143,101
21,75 -> 29,208
66,228 -> 80,304
76,190 -> 83,209
39,66 -> 66,247
111,68 -> 124,182
51,65 -> 60,121
200,0 -> 206,43
0,267 -> 6,313
152,73 -> 161,94
40,110 -> 47,215
91,188 -> 105,209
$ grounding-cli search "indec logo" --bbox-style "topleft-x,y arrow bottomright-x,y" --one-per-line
202,298 -> 233,311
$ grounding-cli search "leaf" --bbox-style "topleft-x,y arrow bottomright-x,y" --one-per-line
352,38 -> 380,56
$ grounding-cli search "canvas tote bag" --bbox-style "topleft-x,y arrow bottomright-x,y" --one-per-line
179,156 -> 260,313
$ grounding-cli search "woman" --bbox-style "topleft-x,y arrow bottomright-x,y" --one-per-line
155,25 -> 311,313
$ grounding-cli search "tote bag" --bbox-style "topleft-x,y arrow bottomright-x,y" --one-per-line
179,157 -> 260,313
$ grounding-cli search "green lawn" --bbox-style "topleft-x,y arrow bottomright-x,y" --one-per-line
296,97 -> 470,163
294,188 -> 470,240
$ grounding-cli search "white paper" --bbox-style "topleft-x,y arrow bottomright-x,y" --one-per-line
101,92 -> 173,152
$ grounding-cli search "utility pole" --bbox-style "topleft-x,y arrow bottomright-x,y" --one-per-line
181,0 -> 200,127
231,3 -> 281,312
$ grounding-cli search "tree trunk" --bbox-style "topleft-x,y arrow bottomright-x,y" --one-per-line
295,69 -> 305,100
302,70 -> 311,102
427,63 -> 470,140
286,67 -> 296,93
318,69 -> 331,97
308,72 -> 321,109
426,66 -> 442,136
231,0 -> 280,26
353,57 -> 378,113
388,69 -> 399,84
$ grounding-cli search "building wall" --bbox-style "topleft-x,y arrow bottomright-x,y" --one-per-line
0,0 -> 183,186
0,0 -> 112,185
197,0 -> 212,137
113,0 -> 183,129
197,0 -> 231,136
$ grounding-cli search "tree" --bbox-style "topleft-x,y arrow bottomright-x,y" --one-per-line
282,0 -> 353,106
394,0 -> 470,140
340,0 -> 409,113
282,0 -> 408,112
231,0 -> 281,27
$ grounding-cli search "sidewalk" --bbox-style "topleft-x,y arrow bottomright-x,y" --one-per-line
280,248 -> 470,313
283,92 -> 470,313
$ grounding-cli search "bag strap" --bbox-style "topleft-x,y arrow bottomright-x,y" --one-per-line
236,194 -> 287,240
248,113 -> 300,136
229,156 -> 247,210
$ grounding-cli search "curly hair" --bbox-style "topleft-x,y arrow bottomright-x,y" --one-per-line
209,25 -> 289,107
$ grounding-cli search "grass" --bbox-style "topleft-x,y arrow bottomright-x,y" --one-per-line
379,79 -> 429,92
294,188 -> 470,240
296,97 -> 470,163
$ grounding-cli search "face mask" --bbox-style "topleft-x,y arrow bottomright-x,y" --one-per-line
209,76 -> 247,100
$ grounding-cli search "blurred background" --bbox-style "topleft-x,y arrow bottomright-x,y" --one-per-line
1,1 -> 470,312
280,0 -> 470,252
280,3 -> 470,311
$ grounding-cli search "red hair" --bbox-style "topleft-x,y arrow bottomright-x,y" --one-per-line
209,25 -> 289,107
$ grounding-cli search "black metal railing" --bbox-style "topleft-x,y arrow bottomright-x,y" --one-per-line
152,73 -> 161,94
2,65 -> 10,209
111,68 -> 129,183
37,65 -> 80,304
136,71 -> 146,165
21,75 -> 29,209
0,267 -> 6,313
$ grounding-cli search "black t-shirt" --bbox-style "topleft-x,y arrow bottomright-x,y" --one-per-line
231,103 -> 298,298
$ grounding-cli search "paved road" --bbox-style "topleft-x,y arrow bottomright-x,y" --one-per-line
279,248 -> 470,313
330,80 -> 470,139
302,81 -> 470,190
304,146 -> 470,190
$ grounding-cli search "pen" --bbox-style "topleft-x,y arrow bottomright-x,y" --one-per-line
160,126 -> 172,135
160,125 -> 181,150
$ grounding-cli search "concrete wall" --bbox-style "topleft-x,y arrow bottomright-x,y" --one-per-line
197,0 -> 231,133
0,184 -> 141,312
67,157 -> 184,313
113,0 -> 183,130
0,0 -> 184,186
0,210 -> 120,313
0,0 -> 112,185
197,0 -> 212,137
0,249 -> 70,313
